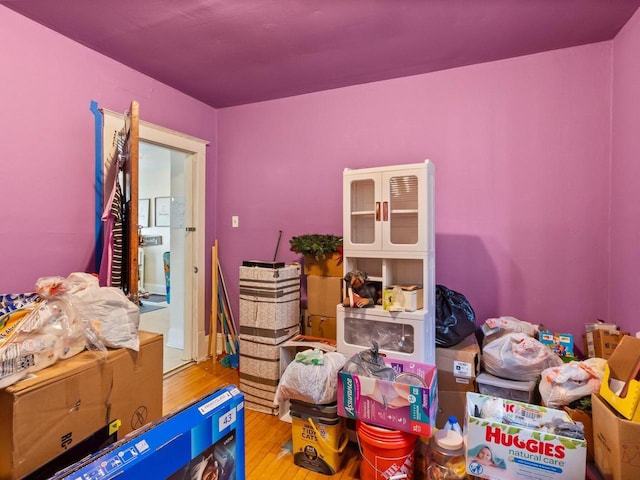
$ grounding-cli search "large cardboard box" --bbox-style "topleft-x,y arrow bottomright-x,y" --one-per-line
435,390 -> 468,429
435,333 -> 481,392
592,392 -> 640,480
465,392 -> 586,480
337,357 -> 438,436
599,335 -> 640,421
303,252 -> 343,277
52,385 -> 245,480
0,331 -> 163,479
583,329 -> 629,359
308,314 -> 336,340
306,275 -> 342,318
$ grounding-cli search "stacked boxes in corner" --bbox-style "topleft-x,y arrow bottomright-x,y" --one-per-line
238,263 -> 301,414
305,273 -> 343,340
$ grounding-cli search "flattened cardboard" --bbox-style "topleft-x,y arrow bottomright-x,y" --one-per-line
0,331 -> 163,479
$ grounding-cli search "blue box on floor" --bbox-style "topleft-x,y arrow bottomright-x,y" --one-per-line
53,385 -> 245,479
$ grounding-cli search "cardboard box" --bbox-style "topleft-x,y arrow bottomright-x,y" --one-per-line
435,333 -> 480,392
309,315 -> 336,340
599,335 -> 640,421
0,331 -> 163,479
465,392 -> 586,480
303,252 -> 343,277
436,390 -> 468,429
583,329 -> 629,359
592,392 -> 640,480
337,357 -> 437,436
306,275 -> 342,317
52,385 -> 245,480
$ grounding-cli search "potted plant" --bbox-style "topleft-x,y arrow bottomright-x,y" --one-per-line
289,234 -> 343,276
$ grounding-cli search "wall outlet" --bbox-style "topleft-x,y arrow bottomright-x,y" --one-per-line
232,216 -> 239,228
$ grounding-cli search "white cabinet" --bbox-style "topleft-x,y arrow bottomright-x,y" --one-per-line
338,160 -> 435,364
343,162 -> 434,254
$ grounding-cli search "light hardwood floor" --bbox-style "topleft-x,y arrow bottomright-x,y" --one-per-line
163,360 -> 362,480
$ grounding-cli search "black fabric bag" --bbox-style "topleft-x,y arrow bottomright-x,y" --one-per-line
435,284 -> 476,347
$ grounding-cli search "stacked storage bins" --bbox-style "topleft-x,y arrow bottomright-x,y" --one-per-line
238,263 -> 301,414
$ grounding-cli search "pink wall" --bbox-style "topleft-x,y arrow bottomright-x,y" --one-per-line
610,8 -> 640,336
0,7 -> 217,294
218,44 -> 613,343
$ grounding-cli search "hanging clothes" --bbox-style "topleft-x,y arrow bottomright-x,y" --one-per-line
99,173 -> 124,288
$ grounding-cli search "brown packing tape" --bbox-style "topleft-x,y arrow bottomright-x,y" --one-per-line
239,371 -> 279,387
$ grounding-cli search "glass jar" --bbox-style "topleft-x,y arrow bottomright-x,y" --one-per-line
425,429 -> 467,480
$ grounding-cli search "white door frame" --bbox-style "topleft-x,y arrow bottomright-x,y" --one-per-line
102,109 -> 210,363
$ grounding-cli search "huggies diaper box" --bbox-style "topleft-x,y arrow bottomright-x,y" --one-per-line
465,392 -> 586,480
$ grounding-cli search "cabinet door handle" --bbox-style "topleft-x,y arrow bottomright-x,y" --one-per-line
383,201 -> 389,221
375,202 -> 381,221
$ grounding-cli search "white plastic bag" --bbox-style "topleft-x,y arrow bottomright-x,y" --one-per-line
275,351 -> 346,405
71,283 -> 140,351
482,332 -> 563,381
481,316 -> 541,346
539,357 -> 606,408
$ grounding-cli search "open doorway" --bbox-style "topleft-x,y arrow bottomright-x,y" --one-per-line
138,142 -> 190,372
101,109 -> 210,374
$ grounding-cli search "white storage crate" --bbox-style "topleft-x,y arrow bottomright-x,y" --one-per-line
476,372 -> 539,404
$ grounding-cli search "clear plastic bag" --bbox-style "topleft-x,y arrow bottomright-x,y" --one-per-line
275,351 -> 346,405
481,316 -> 542,346
342,342 -> 396,380
0,277 -> 101,389
63,272 -> 140,351
482,332 -> 563,381
539,358 -> 606,408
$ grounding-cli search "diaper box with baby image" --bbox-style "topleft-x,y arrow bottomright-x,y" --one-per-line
465,392 -> 586,480
337,357 -> 437,436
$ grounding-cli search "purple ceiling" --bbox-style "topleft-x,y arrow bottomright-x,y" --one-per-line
3,0 -> 639,107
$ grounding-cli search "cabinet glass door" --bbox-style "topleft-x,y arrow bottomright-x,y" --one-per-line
347,177 -> 377,246
383,167 -> 427,251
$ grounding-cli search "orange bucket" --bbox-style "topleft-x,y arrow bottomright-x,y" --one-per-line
356,421 -> 416,480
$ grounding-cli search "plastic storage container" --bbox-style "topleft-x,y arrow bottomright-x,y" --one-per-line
476,372 -> 539,403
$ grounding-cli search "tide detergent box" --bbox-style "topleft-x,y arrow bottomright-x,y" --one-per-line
465,392 -> 586,480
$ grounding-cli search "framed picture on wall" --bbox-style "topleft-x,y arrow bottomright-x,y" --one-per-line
138,198 -> 150,228
155,196 -> 171,227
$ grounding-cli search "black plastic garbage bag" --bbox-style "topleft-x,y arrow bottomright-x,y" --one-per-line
435,284 -> 476,347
